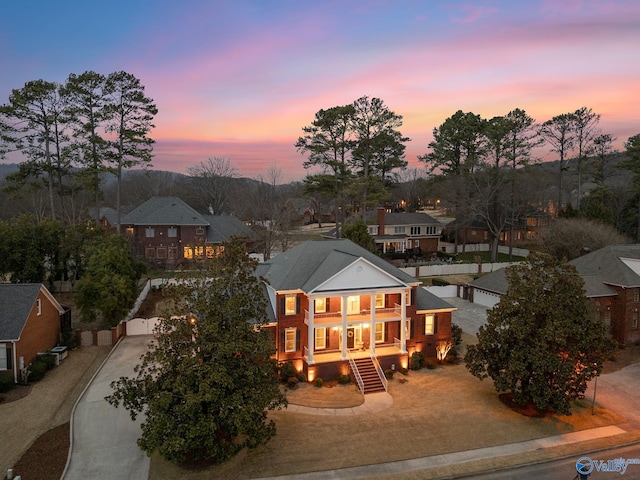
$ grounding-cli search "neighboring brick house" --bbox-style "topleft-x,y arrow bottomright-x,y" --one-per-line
256,239 -> 456,391
468,244 -> 640,346
445,209 -> 551,247
369,208 -> 443,254
121,196 -> 257,267
0,284 -> 64,383
326,208 -> 443,255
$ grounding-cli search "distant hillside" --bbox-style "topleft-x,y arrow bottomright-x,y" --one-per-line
0,163 -> 19,181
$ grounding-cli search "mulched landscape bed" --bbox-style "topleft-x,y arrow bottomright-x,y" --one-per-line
11,422 -> 69,480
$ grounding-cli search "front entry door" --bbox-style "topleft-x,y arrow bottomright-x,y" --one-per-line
347,327 -> 355,349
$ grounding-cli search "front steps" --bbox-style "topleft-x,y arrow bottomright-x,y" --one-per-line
352,357 -> 386,394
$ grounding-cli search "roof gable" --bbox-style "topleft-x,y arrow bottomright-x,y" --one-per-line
0,284 -> 62,340
257,239 -> 418,293
310,257 -> 407,293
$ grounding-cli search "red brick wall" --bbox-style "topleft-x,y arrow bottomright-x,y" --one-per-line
15,291 -> 61,370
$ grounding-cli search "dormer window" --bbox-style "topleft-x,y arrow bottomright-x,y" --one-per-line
196,227 -> 205,235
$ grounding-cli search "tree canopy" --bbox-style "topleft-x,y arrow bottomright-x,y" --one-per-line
465,253 -> 616,415
74,234 -> 145,327
106,238 -> 286,465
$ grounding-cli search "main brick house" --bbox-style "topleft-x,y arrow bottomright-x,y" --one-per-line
121,196 -> 257,267
468,244 -> 640,346
0,284 -> 65,383
256,239 -> 455,391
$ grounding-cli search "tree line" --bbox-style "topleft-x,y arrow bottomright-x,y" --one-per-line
296,100 -> 640,260
0,71 -> 157,230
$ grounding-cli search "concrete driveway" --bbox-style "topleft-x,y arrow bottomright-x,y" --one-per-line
443,295 -> 490,336
62,335 -> 153,480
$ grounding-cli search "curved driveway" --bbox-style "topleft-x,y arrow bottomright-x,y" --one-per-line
62,335 -> 153,480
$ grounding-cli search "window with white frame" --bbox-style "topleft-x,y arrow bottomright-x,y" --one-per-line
633,312 -> 638,329
410,226 -> 421,235
0,343 -> 9,370
425,314 -> 435,335
285,295 -> 297,315
315,298 -> 326,313
375,294 -> 384,308
284,328 -> 297,352
394,226 -> 405,234
315,327 -> 327,349
368,226 -> 378,235
347,295 -> 360,315
145,227 -> 155,238
375,322 -> 384,343
36,298 -> 42,316
168,227 -> 177,238
425,226 -> 437,235
635,289 -> 639,303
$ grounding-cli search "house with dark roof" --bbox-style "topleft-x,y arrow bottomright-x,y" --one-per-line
326,207 -> 443,255
468,244 -> 640,345
256,239 -> 456,392
0,284 -> 65,383
121,196 -> 257,267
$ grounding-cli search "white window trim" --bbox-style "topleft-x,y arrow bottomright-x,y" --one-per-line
425,314 -> 435,335
285,295 -> 297,315
36,298 -> 42,316
374,322 -> 384,343
284,328 -> 297,352
315,327 -> 326,350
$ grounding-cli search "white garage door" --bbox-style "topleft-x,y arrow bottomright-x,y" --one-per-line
473,290 -> 501,308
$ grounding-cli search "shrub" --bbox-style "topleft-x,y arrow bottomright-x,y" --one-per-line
410,351 -> 424,370
61,329 -> 77,349
0,371 -> 14,393
39,353 -> 57,370
399,367 -> 409,376
28,359 -> 49,382
296,371 -> 307,383
279,361 -> 296,381
384,369 -> 394,379
425,360 -> 437,370
286,376 -> 299,389
338,374 -> 351,385
314,377 -> 324,388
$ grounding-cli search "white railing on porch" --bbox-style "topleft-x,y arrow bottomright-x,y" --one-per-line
393,336 -> 401,350
346,351 -> 365,394
371,353 -> 388,392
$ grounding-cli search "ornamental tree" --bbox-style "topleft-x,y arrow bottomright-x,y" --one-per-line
465,252 -> 616,415
106,237 -> 287,465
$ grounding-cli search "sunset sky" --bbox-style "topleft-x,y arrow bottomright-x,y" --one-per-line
1,0 -> 638,182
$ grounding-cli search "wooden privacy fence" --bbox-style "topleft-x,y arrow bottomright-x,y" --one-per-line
76,324 -> 125,347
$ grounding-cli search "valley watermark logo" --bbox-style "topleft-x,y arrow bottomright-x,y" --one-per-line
576,456 -> 640,476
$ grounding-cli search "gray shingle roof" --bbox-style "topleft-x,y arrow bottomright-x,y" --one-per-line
121,197 -> 208,226
416,287 -> 456,312
469,245 -> 640,299
0,284 -> 42,340
569,244 -> 640,288
202,214 -> 257,243
256,239 -> 420,293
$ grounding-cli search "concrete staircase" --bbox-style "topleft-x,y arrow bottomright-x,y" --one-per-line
352,357 -> 386,394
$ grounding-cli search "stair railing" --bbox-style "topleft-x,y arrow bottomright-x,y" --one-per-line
371,353 -> 388,392
346,350 -> 365,394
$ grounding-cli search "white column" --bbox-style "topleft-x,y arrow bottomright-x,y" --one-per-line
307,302 -> 315,364
341,295 -> 348,360
370,294 -> 376,355
400,289 -> 407,353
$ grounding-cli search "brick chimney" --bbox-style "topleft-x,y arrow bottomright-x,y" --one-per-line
377,207 -> 385,235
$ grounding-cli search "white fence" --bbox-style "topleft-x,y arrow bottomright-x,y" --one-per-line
439,243 -> 529,258
401,261 -> 518,279
127,316 -> 163,335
